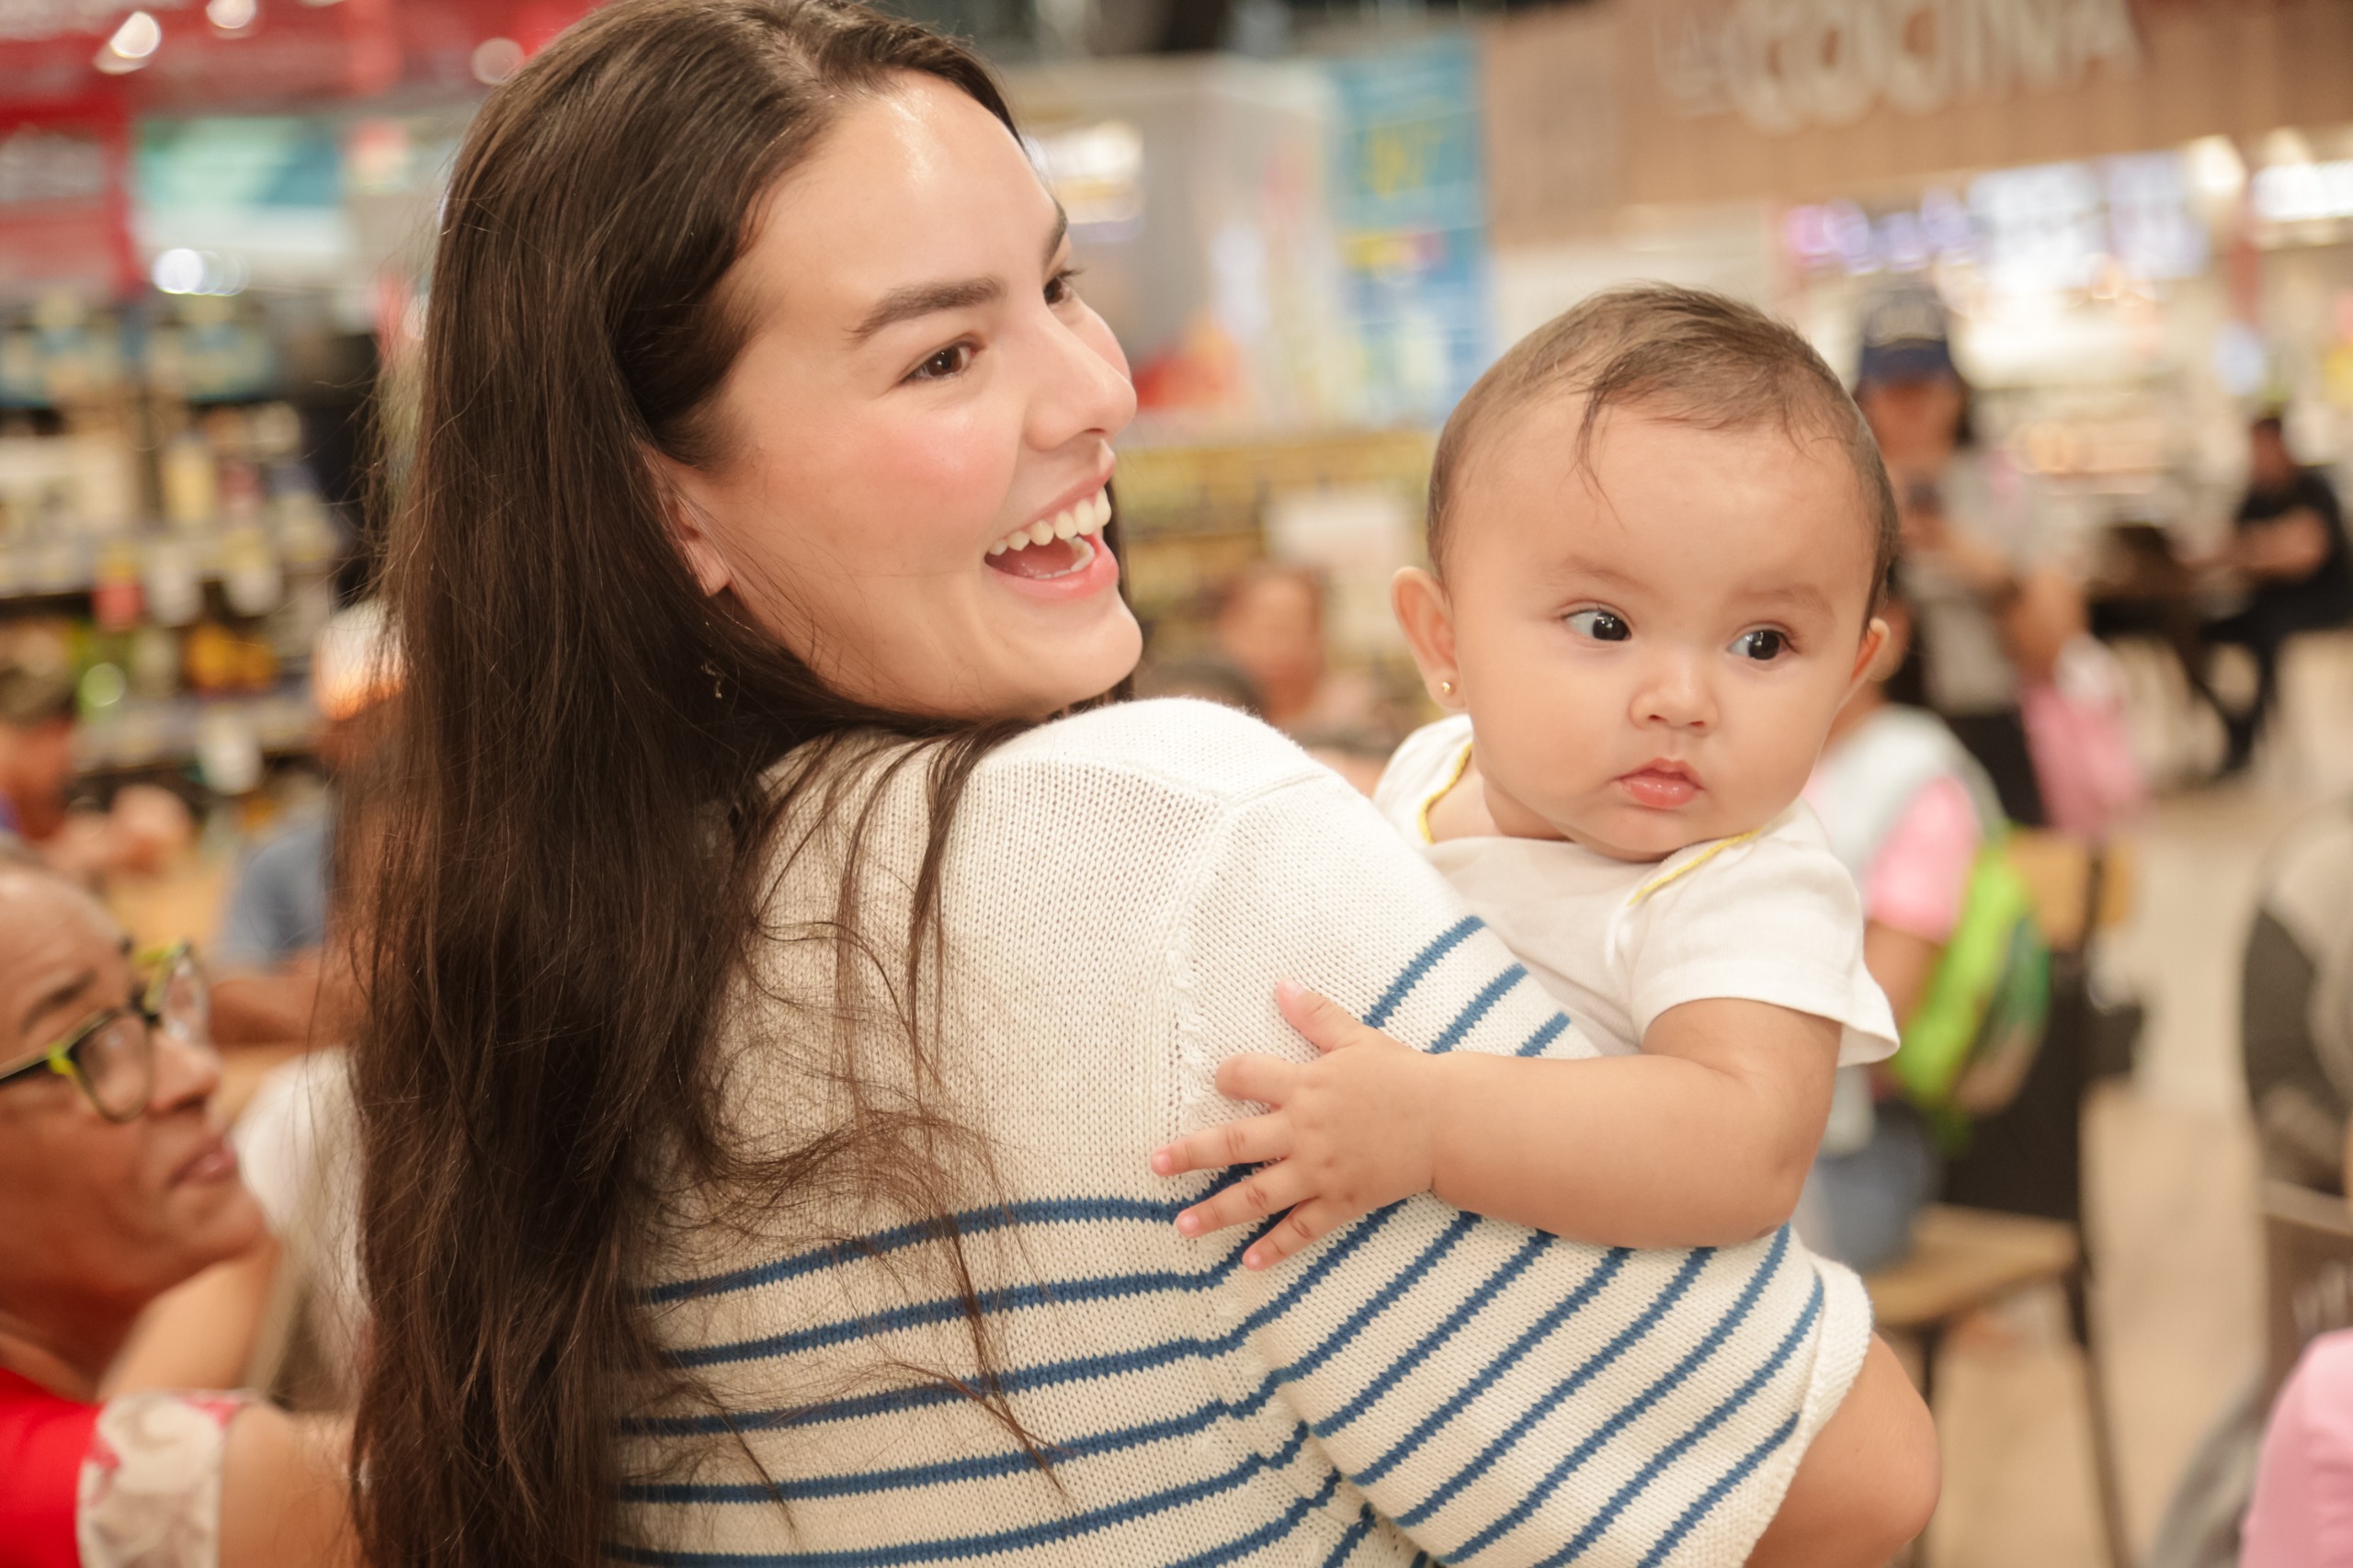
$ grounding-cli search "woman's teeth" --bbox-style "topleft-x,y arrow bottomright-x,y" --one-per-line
987,489 -> 1112,556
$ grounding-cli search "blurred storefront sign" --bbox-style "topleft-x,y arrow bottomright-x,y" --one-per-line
0,0 -> 597,114
0,101 -> 133,299
1651,0 -> 2140,134
1485,0 -> 2353,235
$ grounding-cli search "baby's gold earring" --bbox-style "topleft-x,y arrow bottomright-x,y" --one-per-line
1438,679 -> 1456,700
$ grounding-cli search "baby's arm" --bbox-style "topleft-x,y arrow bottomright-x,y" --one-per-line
1152,981 -> 1838,1266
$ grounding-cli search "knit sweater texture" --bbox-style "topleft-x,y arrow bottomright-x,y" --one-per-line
619,699 -> 1872,1567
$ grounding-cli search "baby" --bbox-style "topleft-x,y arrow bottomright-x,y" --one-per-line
1154,285 -> 1903,1267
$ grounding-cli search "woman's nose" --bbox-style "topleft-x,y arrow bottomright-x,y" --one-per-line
1027,310 -> 1136,453
149,1027 -> 222,1119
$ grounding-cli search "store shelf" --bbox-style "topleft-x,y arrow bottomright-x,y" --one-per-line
75,686 -> 318,773
0,512 -> 339,600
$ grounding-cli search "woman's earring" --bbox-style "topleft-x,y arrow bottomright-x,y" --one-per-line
1438,679 -> 1456,700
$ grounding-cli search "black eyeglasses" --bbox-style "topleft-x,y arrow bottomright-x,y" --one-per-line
0,944 -> 210,1123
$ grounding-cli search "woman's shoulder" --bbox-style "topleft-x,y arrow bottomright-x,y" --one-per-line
985,698 -> 1337,808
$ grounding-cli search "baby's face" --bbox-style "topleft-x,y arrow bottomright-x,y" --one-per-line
1410,401 -> 1883,861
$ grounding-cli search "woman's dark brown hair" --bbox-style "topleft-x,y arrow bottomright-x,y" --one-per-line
350,5 -> 1074,1562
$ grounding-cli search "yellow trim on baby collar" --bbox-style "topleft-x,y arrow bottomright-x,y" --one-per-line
1416,739 -> 1476,846
1626,827 -> 1764,907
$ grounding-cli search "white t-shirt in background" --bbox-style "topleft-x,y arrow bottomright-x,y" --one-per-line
1374,714 -> 1899,1065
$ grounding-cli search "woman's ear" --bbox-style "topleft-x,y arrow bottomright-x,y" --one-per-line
1392,567 -> 1463,710
646,451 -> 734,597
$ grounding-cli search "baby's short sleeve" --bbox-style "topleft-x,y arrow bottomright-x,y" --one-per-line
1622,809 -> 1900,1066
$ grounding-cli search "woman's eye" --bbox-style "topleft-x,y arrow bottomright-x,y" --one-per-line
1044,267 -> 1083,307
1731,629 -> 1790,662
909,343 -> 973,382
1565,608 -> 1631,642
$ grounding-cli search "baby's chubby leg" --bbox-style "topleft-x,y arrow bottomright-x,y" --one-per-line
1745,1335 -> 1939,1567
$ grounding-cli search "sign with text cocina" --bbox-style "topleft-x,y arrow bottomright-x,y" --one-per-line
1652,0 -> 2141,133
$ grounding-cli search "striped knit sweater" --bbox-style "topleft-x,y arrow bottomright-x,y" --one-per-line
619,699 -> 1872,1567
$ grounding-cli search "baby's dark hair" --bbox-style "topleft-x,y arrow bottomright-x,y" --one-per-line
1427,284 -> 1899,613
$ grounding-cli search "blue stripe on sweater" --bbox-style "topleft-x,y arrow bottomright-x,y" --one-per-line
1515,1013 -> 1571,1057
644,1197 -> 1203,1305
667,1170 -> 1390,1370
647,1184 -> 1408,1401
1394,1245 -> 1715,1528
1363,916 -> 1484,1028
1321,1506 -> 1378,1567
1313,1234 -> 1548,1439
606,1423 -> 1318,1566
1544,1267 -> 1821,1565
1165,1467 -> 1344,1568
1441,1229 -> 1788,1558
1428,965 -> 1526,1054
1356,1246 -> 1632,1487
635,1209 -> 1472,1503
1639,1408 -> 1807,1567
620,1403 -> 1231,1504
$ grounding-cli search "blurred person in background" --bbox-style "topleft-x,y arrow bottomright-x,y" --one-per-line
0,856 -> 351,1568
1212,562 -> 1399,790
2141,802 -> 2353,1568
2244,1323 -> 2353,1568
1857,287 -> 2082,828
207,604 -> 393,1050
2180,415 -> 2353,777
0,665 -> 191,885
1796,580 -> 2006,1270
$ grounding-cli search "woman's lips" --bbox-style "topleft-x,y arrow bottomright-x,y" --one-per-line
986,530 -> 1120,602
172,1135 -> 239,1187
1617,765 -> 1700,809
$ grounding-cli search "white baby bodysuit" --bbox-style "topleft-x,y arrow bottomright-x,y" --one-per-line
1373,714 -> 1899,1065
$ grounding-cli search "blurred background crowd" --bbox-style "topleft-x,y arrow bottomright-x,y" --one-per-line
5,0 -> 2353,1563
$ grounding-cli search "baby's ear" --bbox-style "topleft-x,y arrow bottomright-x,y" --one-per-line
1392,567 -> 1463,710
1848,616 -> 1892,688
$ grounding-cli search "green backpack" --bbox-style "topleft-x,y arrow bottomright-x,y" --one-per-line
1885,836 -> 2052,1144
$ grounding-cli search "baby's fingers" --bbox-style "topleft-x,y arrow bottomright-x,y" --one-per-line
1174,1161 -> 1315,1239
1150,1112 -> 1291,1177
1275,980 -> 1383,1056
1242,1199 -> 1349,1270
1214,1051 -> 1302,1106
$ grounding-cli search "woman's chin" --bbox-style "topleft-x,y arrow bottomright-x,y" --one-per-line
169,1181 -> 267,1269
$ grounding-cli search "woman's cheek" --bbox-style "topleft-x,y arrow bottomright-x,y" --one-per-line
866,404 -> 1018,545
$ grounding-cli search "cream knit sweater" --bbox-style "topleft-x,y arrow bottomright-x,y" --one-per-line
619,699 -> 1871,1567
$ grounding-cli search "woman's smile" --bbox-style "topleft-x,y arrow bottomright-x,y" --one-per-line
984,480 -> 1121,599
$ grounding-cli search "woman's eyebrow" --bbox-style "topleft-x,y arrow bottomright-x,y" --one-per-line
19,968 -> 95,1041
847,277 -> 1003,345
846,209 -> 1073,347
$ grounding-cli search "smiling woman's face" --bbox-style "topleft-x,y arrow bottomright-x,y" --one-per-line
0,871 -> 258,1328
665,74 -> 1142,721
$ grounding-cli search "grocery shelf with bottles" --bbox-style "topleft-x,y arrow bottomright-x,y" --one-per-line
0,289 -> 347,790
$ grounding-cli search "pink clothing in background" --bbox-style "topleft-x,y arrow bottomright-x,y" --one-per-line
2245,1329 -> 2353,1567
1858,775 -> 1982,945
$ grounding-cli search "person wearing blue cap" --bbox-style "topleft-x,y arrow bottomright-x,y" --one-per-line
1853,286 -> 2083,827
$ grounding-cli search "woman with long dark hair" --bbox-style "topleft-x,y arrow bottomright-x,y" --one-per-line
351,3 -> 1936,1563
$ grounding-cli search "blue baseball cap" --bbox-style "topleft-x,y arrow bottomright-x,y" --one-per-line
1855,286 -> 1956,388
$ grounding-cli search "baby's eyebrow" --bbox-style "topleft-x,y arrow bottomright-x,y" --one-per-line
1737,581 -> 1835,619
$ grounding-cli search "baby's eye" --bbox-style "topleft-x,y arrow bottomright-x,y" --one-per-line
908,343 -> 973,382
1731,628 -> 1790,662
1565,608 -> 1631,642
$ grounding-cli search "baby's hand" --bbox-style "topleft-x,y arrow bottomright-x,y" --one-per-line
1149,981 -> 1441,1269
